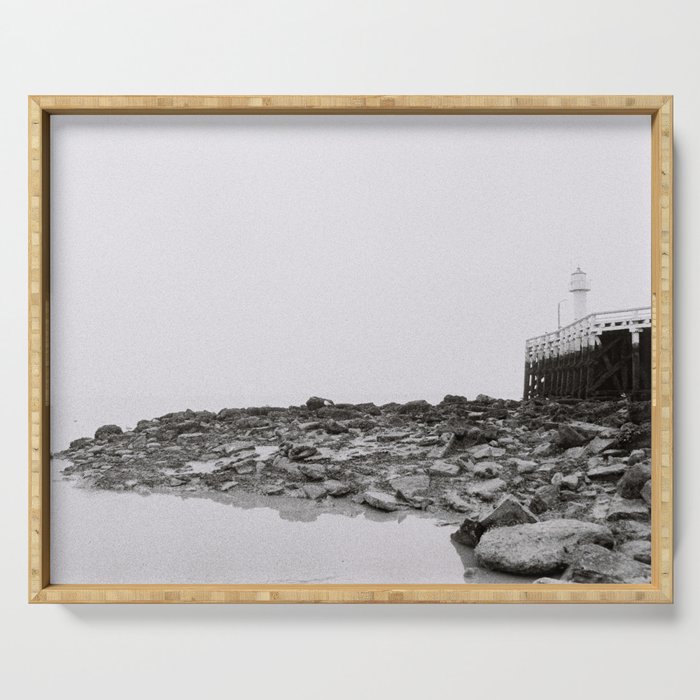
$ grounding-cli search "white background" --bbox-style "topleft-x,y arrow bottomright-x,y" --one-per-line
0,2 -> 696,699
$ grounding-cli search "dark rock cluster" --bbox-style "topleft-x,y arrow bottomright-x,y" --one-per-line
55,394 -> 652,583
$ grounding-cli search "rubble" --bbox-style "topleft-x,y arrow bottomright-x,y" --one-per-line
56,395 -> 652,583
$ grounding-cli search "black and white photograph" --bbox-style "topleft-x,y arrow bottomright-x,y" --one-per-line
49,114 -> 653,585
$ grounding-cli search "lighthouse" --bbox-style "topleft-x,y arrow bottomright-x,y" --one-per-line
569,267 -> 590,321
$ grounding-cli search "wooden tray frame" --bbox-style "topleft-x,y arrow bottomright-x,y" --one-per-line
28,95 -> 673,603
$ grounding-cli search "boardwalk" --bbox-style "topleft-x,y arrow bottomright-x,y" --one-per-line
523,307 -> 651,400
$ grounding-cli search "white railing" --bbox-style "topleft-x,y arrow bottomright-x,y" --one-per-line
525,307 -> 651,361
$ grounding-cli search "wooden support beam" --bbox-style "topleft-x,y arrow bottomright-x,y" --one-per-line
631,331 -> 641,397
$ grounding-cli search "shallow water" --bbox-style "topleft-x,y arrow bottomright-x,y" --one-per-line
51,462 -> 530,585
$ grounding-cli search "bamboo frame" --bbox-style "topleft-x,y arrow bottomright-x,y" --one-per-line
28,95 -> 673,604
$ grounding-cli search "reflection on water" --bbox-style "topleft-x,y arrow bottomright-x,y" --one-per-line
51,465 -> 531,585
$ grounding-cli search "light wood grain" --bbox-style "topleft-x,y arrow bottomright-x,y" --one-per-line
31,94 -> 670,114
28,95 -> 673,603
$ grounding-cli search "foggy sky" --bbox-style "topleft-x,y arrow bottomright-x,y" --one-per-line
50,115 -> 650,446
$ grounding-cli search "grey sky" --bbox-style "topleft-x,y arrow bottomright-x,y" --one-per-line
50,115 -> 650,446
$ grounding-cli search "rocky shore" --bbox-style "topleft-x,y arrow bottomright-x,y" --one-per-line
56,394 -> 653,583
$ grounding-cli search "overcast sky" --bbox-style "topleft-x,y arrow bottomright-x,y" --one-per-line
50,115 -> 650,446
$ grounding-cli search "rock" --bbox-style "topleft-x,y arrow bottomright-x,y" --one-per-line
617,462 -> 652,499
606,496 -> 650,522
474,519 -> 614,575
561,474 -> 580,491
618,539 -> 652,564
467,478 -> 506,501
469,444 -> 506,460
438,434 -> 459,458
627,449 -> 647,466
261,483 -> 284,495
94,424 -> 123,440
533,577 -> 573,584
561,543 -> 651,583
377,432 -> 409,443
288,445 -> 319,461
298,421 -> 322,431
272,455 -> 302,478
511,458 -> 538,474
531,442 -> 554,458
390,474 -> 430,502
610,519 -> 651,544
480,496 -> 538,529
563,446 -> 588,460
472,461 -> 502,479
306,396 -> 334,410
302,483 -> 328,500
451,512 -> 485,547
69,437 -> 92,449
324,419 -> 349,434
363,490 -> 401,511
442,394 -> 469,405
457,456 -> 476,471
587,463 -> 627,479
429,461 -> 460,477
444,490 -> 472,512
177,432 -> 203,444
217,408 -> 241,421
397,399 -> 432,414
323,480 -> 353,496
234,459 -> 256,475
557,424 -> 588,448
641,479 -> 651,505
353,402 -> 382,416
299,463 -> 327,481
529,484 -> 560,514
418,436 -> 441,446
317,406 -> 357,420
587,436 -> 618,455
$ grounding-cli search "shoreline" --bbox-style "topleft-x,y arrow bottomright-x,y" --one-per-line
55,394 -> 653,583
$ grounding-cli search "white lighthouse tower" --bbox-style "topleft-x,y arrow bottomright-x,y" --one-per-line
569,267 -> 591,321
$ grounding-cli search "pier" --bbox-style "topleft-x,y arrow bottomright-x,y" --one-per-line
523,307 -> 651,400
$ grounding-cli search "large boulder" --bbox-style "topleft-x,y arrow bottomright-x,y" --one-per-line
474,519 -> 614,575
617,462 -> 652,499
561,543 -> 651,583
94,424 -> 123,440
